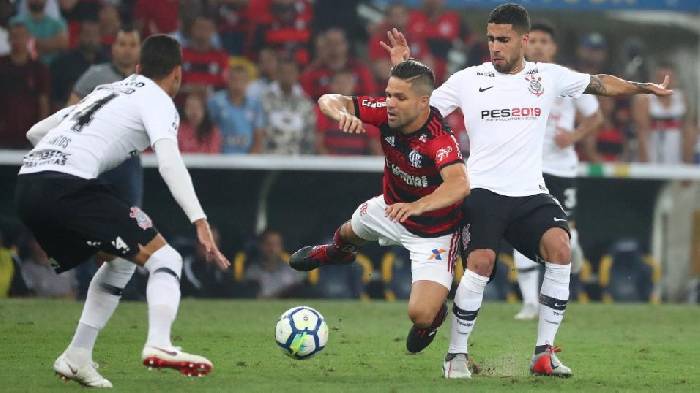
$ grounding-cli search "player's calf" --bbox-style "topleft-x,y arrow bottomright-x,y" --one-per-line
406,302 -> 448,353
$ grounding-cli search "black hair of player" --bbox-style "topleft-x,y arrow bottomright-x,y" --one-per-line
139,34 -> 182,80
390,59 -> 435,95
488,3 -> 530,34
530,21 -> 556,41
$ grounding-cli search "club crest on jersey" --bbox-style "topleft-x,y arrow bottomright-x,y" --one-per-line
526,74 -> 544,97
129,207 -> 153,230
385,136 -> 396,147
409,150 -> 422,168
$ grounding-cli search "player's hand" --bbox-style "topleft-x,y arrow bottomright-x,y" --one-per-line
554,127 -> 575,148
195,219 -> 230,270
338,112 -> 365,133
379,28 -> 410,66
646,74 -> 673,97
385,202 -> 426,223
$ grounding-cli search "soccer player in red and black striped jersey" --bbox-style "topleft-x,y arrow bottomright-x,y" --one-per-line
289,59 -> 469,354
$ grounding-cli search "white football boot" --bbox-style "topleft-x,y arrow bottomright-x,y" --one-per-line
443,353 -> 472,379
142,346 -> 213,377
530,345 -> 572,377
54,352 -> 112,388
514,303 -> 539,320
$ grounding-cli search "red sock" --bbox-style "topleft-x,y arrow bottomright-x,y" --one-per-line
331,227 -> 359,254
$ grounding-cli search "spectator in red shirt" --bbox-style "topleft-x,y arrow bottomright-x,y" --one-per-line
0,21 -> 50,149
182,16 -> 229,94
368,4 -> 430,91
251,0 -> 312,65
316,70 -> 381,156
407,0 -> 464,82
134,0 -> 179,37
178,93 -> 222,154
300,28 -> 377,99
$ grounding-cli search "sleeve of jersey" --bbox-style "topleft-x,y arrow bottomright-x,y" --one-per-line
575,94 -> 599,117
153,139 -> 206,223
351,96 -> 388,127
141,90 -> 180,147
553,64 -> 591,98
429,72 -> 463,117
429,133 -> 464,170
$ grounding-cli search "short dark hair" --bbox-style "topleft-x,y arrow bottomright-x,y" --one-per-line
139,34 -> 182,80
390,59 -> 435,95
488,3 -> 530,34
530,21 -> 556,40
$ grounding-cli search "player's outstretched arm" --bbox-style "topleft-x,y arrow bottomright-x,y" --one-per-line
584,74 -> 672,97
318,94 -> 365,133
26,105 -> 75,146
153,139 -> 230,270
386,163 -> 469,223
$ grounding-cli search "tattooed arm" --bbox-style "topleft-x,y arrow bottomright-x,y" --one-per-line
584,74 -> 672,97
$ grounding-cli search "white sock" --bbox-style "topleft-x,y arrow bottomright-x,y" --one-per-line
536,262 -> 571,349
570,228 -> 584,274
448,269 -> 489,354
514,251 -> 540,306
66,258 -> 135,365
144,245 -> 183,349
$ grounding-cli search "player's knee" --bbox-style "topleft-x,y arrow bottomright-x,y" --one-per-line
543,231 -> 571,264
408,306 -> 436,328
144,244 -> 183,280
467,249 -> 496,276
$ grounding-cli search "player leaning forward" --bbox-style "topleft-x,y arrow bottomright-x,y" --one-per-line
289,59 -> 469,354
383,3 -> 672,379
15,35 -> 230,387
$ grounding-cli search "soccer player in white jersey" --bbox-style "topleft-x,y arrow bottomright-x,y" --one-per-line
513,22 -> 604,321
382,2 -> 672,379
15,35 -> 230,387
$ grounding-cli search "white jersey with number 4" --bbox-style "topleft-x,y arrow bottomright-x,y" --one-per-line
542,94 -> 599,178
19,74 -> 179,179
430,61 -> 590,197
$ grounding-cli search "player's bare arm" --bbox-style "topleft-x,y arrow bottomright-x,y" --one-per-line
555,109 -> 604,149
584,74 -> 672,97
386,163 -> 469,223
318,94 -> 365,133
631,95 -> 652,162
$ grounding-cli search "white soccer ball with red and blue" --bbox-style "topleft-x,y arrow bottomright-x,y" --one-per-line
275,306 -> 328,360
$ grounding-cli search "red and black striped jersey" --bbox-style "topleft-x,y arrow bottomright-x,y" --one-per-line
353,96 -> 465,237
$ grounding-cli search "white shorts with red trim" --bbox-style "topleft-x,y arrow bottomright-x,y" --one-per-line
350,195 -> 458,290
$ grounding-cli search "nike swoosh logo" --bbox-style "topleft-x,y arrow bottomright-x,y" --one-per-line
545,319 -> 560,325
68,365 -> 78,375
428,330 -> 437,337
478,86 -> 494,92
154,347 -> 178,356
554,218 -> 567,223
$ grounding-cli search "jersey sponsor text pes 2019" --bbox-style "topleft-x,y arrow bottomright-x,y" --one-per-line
430,61 -> 590,196
353,96 -> 464,237
19,74 -> 179,179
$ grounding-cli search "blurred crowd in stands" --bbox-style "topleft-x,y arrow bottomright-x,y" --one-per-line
0,0 -> 695,302
0,0 -> 697,162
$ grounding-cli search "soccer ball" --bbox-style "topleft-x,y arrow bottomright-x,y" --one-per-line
275,306 -> 328,360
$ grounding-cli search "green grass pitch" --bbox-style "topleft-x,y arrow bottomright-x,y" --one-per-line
1,299 -> 698,392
